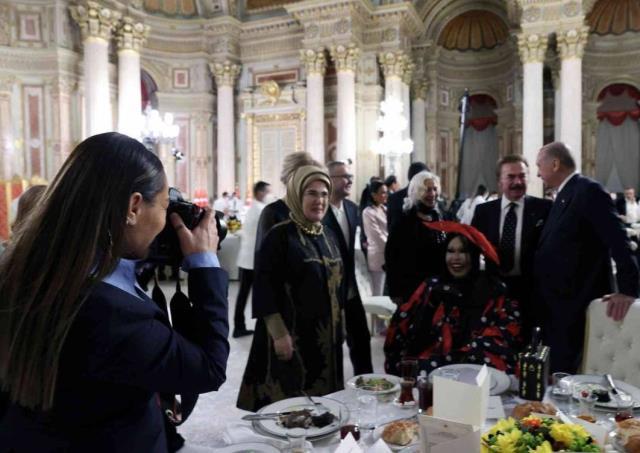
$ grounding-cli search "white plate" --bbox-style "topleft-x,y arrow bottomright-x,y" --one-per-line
346,373 -> 401,395
216,442 -> 280,453
372,418 -> 419,451
429,364 -> 511,396
254,396 -> 349,439
563,375 -> 640,410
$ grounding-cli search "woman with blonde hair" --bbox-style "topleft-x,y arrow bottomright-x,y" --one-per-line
237,165 -> 344,411
385,171 -> 448,304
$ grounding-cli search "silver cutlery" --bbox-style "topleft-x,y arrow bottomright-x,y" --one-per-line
604,374 -> 626,407
241,410 -> 297,421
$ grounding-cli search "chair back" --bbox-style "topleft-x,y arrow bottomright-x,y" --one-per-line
582,299 -> 640,388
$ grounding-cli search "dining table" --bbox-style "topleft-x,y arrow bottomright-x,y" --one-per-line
214,375 -> 629,452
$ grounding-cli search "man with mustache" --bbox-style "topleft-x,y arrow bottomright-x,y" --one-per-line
472,155 -> 552,343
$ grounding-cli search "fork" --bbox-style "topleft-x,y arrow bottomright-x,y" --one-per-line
300,390 -> 330,413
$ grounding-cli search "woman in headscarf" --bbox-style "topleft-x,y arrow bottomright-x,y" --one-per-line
384,222 -> 522,376
385,171 -> 448,305
237,166 -> 344,411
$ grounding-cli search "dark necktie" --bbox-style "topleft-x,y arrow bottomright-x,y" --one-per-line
499,203 -> 517,272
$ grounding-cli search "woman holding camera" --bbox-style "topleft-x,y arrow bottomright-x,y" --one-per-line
237,165 -> 344,412
0,132 -> 230,452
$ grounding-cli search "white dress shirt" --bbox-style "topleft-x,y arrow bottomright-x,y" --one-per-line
330,201 -> 350,246
499,195 -> 524,276
626,200 -> 640,224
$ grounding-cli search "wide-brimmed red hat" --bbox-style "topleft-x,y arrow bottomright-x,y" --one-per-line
423,220 -> 500,266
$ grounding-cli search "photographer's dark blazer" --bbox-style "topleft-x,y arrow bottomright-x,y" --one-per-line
0,267 -> 230,453
533,174 -> 639,372
471,195 -> 552,278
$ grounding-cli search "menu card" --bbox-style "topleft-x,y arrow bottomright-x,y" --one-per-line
432,365 -> 490,427
418,414 -> 481,453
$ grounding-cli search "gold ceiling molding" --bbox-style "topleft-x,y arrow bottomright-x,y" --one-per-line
143,0 -> 197,18
247,0 -> 299,12
587,0 -> 640,35
437,10 -> 509,52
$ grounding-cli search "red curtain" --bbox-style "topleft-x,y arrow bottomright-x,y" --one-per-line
597,84 -> 640,101
597,109 -> 640,126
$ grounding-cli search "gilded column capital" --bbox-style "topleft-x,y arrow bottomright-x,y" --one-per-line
0,75 -> 16,93
412,79 -> 429,100
69,1 -> 121,42
402,60 -> 415,86
115,16 -> 150,52
329,43 -> 360,73
517,33 -> 548,64
557,26 -> 590,59
209,61 -> 241,87
378,51 -> 407,79
300,48 -> 326,76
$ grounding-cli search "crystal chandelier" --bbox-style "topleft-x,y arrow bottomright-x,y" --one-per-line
370,98 -> 413,176
140,104 -> 180,152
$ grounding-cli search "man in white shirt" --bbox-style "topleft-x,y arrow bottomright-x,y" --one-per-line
233,182 -> 271,338
213,192 -> 230,217
323,161 -> 373,375
618,188 -> 640,224
472,155 -> 552,342
457,184 -> 488,224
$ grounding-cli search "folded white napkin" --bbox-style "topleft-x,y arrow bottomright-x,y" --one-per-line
221,422 -> 313,450
366,439 -> 393,453
222,422 -> 285,449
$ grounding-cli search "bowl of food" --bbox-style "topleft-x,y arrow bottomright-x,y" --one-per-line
346,373 -> 401,397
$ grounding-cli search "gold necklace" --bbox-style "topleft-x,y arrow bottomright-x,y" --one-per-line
290,215 -> 323,236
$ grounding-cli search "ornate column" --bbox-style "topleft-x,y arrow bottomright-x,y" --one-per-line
558,26 -> 589,170
115,17 -> 149,139
49,76 -> 75,174
70,1 -> 120,137
379,51 -> 408,180
330,43 -> 359,168
518,32 -> 548,196
412,80 -> 428,164
300,48 -> 326,164
402,60 -> 414,140
0,76 -> 14,179
210,60 -> 240,196
192,111 -> 214,202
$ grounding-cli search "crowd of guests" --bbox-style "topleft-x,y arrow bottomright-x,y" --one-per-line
0,133 -> 638,451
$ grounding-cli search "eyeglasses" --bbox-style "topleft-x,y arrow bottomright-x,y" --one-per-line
331,174 -> 354,181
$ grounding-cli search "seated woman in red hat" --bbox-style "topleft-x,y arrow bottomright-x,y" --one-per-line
384,221 -> 522,375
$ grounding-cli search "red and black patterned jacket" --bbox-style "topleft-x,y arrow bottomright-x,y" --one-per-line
384,273 -> 522,376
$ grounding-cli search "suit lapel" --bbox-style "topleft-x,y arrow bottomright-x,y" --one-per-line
539,175 -> 577,244
488,202 -> 500,245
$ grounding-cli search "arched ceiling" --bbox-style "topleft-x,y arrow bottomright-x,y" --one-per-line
587,0 -> 640,35
437,10 -> 509,51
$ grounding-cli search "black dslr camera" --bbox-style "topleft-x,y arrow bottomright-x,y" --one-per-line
148,188 -> 227,267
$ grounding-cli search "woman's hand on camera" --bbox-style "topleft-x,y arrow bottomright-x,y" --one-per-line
170,208 -> 219,257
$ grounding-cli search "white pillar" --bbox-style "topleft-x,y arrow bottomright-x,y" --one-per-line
558,26 -> 589,171
552,70 -> 561,141
330,44 -> 359,168
0,77 -> 14,179
518,33 -> 548,197
412,80 -> 428,164
211,61 -> 240,197
300,48 -> 326,164
70,2 -> 120,137
116,17 -> 149,139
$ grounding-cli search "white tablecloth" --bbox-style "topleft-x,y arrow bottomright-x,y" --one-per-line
213,378 -> 623,452
217,233 -> 240,280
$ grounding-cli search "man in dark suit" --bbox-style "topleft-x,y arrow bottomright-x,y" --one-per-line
386,162 -> 428,233
534,141 -> 639,373
323,161 -> 373,375
472,155 -> 552,343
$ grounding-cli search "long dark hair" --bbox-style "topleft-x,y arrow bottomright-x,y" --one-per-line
0,132 -> 165,410
368,180 -> 385,206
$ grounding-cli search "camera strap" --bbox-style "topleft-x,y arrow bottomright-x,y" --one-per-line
149,269 -> 199,426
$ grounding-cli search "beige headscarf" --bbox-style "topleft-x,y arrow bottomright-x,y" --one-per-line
285,165 -> 332,235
